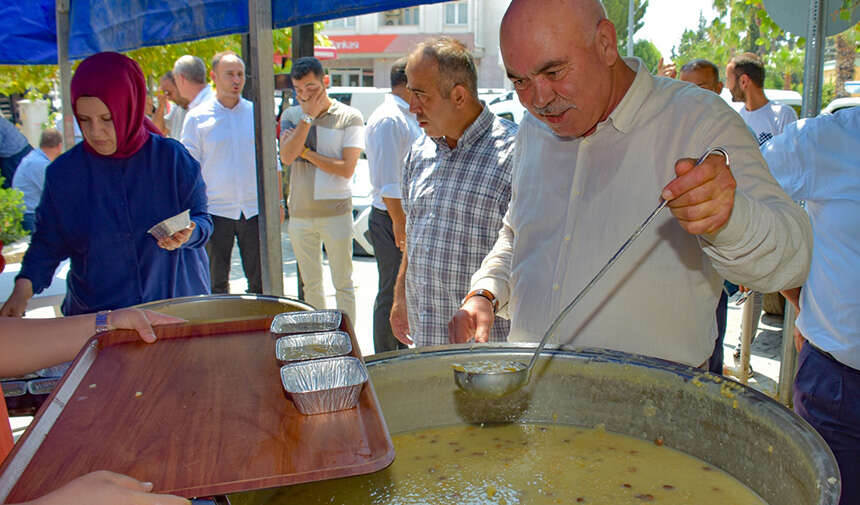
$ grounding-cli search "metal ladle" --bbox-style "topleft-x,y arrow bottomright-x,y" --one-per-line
454,147 -> 728,396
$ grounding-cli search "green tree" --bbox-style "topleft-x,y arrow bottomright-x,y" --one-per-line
0,24 -> 328,96
634,39 -> 662,72
671,1 -> 805,91
604,0 -> 648,53
0,183 -> 26,244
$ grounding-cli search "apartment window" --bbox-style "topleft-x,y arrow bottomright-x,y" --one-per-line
325,17 -> 356,29
445,2 -> 468,25
380,7 -> 420,26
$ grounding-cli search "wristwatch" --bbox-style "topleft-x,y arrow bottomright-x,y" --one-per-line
300,113 -> 314,125
94,310 -> 114,334
461,289 -> 499,313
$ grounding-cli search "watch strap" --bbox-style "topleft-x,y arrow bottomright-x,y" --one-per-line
462,289 -> 499,313
94,310 -> 114,334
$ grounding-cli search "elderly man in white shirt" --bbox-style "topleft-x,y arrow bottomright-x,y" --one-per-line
449,0 -> 812,368
182,51 -> 261,294
364,59 -> 422,353
173,55 -> 214,115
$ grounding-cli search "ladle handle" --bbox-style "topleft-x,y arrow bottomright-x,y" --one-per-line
526,147 -> 729,373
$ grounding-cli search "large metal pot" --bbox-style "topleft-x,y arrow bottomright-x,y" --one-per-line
362,344 -> 840,505
132,294 -> 313,323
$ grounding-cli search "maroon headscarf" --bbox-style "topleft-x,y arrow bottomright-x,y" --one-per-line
70,52 -> 162,159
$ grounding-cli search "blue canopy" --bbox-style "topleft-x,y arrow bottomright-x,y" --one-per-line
0,0 -> 443,65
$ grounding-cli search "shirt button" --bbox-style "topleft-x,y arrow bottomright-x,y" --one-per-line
564,235 -> 571,241
552,284 -> 559,291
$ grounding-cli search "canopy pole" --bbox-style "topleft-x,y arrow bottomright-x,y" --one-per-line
56,0 -> 74,150
776,0 -> 825,406
248,0 -> 284,296
800,0 -> 825,118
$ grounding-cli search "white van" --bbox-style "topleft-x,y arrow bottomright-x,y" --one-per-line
327,87 -> 390,122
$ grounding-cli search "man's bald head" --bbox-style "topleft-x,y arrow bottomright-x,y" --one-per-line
499,0 -> 632,138
501,0 -> 607,46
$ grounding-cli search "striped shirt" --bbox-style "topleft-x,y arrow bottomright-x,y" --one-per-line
402,107 -> 517,346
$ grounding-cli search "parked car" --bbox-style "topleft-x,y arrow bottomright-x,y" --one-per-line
820,96 -> 860,115
351,158 -> 374,256
489,94 -> 527,124
327,87 -> 389,123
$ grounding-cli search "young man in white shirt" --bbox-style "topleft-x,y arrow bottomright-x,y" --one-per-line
182,52 -> 261,294
364,59 -> 422,353
726,51 -> 798,363
449,0 -> 811,369
279,57 -> 364,323
727,52 -> 798,146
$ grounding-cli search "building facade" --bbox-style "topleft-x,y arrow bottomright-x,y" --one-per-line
320,1 -> 511,89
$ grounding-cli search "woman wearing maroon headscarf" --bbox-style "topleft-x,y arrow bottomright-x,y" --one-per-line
1,52 -> 212,317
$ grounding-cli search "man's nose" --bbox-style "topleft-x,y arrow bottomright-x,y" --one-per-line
408,96 -> 420,114
532,78 -> 555,109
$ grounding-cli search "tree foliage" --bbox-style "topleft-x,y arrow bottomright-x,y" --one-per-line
604,0 -> 649,53
0,183 -> 26,244
0,23 -> 328,96
634,39 -> 662,72
671,0 -> 804,90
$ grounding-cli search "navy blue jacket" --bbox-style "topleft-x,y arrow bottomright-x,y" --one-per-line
19,133 -> 212,315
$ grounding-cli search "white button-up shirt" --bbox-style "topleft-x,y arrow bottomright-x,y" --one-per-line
188,85 -> 214,111
182,96 -> 258,219
471,58 -> 812,367
763,108 -> 860,370
364,94 -> 422,210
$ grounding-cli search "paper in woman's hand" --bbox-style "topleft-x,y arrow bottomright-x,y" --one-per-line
147,209 -> 191,240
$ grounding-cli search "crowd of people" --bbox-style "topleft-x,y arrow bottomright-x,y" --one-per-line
0,0 -> 856,503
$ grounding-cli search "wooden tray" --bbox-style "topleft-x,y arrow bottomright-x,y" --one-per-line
0,315 -> 394,501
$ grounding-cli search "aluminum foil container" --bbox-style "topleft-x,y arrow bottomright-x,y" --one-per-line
1,381 -> 27,397
36,362 -> 71,378
275,331 -> 352,365
280,356 -> 368,415
27,377 -> 60,396
271,310 -> 342,335
147,209 -> 191,240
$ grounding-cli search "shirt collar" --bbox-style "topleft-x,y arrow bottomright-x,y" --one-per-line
604,57 -> 653,135
390,94 -> 410,112
213,96 -> 246,112
33,148 -> 50,161
190,86 -> 213,108
431,106 -> 494,151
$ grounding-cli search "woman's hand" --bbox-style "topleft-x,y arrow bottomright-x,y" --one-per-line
157,222 -> 195,251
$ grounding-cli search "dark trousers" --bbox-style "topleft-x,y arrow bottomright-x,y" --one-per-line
708,290 -> 728,374
368,207 -> 405,354
205,213 -> 262,294
794,343 -> 860,505
1,144 -> 32,188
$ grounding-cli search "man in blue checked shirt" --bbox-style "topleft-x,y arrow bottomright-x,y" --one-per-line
389,37 -> 517,347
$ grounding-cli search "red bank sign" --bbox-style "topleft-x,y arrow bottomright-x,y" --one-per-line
327,35 -> 398,54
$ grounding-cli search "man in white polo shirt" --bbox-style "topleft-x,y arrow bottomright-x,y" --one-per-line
279,57 -> 364,323
182,51 -> 261,294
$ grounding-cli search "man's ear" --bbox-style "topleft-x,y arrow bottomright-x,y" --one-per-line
323,74 -> 330,88
209,70 -> 216,82
450,84 -> 467,107
595,18 -> 619,65
715,81 -> 724,94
